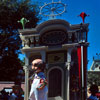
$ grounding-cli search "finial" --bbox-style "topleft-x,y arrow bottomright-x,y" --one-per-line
18,17 -> 29,29
78,12 -> 89,23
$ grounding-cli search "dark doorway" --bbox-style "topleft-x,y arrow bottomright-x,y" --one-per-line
48,68 -> 62,97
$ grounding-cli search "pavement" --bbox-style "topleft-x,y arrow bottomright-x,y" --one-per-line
48,96 -> 63,100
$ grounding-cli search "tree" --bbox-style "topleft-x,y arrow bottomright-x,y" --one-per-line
0,0 -> 41,81
87,72 -> 100,86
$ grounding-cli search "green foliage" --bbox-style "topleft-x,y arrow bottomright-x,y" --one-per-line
0,0 -> 40,29
87,72 -> 100,86
0,0 -> 40,81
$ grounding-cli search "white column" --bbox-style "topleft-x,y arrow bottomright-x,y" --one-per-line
66,48 -> 72,100
23,65 -> 29,100
40,51 -> 46,62
40,50 -> 48,74
24,53 -> 30,100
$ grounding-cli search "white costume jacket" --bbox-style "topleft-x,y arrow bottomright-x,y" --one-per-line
29,72 -> 48,100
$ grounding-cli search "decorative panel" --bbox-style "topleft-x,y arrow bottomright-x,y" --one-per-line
47,51 -> 66,64
40,30 -> 68,46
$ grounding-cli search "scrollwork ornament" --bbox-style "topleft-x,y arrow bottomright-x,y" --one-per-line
65,62 -> 71,70
23,65 -> 29,72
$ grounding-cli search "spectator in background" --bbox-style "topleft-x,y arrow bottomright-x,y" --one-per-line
9,85 -> 24,100
0,89 -> 9,100
87,84 -> 99,100
9,86 -> 18,100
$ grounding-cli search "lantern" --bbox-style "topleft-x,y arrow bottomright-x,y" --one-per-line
78,23 -> 87,43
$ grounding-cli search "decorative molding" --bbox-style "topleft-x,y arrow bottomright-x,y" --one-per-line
65,62 -> 74,70
23,65 -> 29,72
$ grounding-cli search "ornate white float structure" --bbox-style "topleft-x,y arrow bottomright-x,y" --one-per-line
18,0 -> 89,100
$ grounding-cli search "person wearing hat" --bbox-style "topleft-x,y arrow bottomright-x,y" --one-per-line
29,59 -> 48,100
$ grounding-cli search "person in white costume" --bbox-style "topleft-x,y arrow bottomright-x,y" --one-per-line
29,59 -> 48,100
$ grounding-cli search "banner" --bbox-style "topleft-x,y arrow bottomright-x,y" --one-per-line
77,46 -> 81,88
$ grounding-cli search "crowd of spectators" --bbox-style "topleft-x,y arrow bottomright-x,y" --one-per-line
0,85 -> 24,100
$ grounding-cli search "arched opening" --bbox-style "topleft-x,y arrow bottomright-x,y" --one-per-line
48,67 -> 63,97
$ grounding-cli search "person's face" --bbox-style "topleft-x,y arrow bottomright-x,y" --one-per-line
31,62 -> 38,70
31,60 -> 42,73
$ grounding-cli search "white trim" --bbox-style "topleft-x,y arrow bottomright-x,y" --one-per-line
47,66 -> 64,98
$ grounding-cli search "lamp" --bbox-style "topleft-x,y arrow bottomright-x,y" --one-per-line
78,23 -> 87,43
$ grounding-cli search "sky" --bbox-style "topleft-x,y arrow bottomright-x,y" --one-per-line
19,0 -> 100,70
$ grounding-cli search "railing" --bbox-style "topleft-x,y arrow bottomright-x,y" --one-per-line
20,34 -> 40,48
19,32 -> 83,49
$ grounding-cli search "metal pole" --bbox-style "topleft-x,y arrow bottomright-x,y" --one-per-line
81,45 -> 84,100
